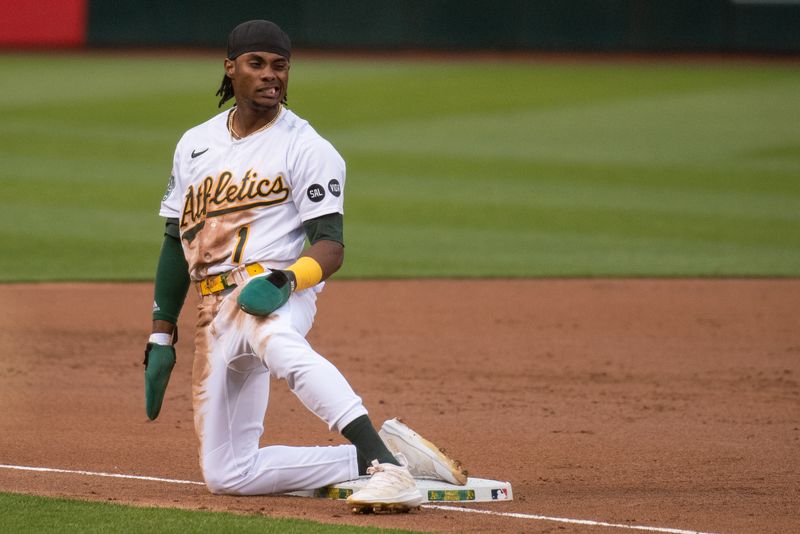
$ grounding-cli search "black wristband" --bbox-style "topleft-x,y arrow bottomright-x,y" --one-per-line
268,269 -> 296,292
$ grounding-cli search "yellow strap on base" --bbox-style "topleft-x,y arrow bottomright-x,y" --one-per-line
286,256 -> 323,291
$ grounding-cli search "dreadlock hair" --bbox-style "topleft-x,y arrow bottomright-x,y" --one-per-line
216,75 -> 234,108
215,74 -> 289,108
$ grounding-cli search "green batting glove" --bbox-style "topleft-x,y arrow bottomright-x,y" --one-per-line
237,270 -> 295,316
144,343 -> 176,420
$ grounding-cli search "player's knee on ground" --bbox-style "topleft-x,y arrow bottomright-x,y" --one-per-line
201,455 -> 253,495
203,469 -> 241,495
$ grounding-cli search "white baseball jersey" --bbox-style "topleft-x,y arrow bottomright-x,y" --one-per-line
160,106 -> 345,281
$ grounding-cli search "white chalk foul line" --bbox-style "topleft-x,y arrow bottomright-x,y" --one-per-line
0,464 -> 204,486
0,464 -> 715,534
422,504 -> 715,534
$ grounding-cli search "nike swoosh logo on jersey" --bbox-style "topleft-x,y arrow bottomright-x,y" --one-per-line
191,148 -> 209,158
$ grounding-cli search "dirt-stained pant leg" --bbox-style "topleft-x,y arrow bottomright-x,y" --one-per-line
245,287 -> 369,433
192,286 -> 363,495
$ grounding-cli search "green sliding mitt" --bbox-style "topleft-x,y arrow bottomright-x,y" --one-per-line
144,343 -> 176,420
237,270 -> 294,316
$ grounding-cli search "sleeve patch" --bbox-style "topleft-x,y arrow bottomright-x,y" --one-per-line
327,179 -> 341,197
307,184 -> 325,202
163,175 -> 176,201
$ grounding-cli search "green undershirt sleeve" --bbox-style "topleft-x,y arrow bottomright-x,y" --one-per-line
152,218 -> 191,324
303,212 -> 344,246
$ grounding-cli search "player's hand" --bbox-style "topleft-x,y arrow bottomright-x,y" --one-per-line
237,270 -> 296,316
144,342 -> 176,420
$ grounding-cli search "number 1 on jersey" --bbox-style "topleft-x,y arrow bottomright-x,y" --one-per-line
232,225 -> 250,264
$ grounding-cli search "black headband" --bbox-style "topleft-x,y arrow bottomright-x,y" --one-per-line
226,20 -> 291,60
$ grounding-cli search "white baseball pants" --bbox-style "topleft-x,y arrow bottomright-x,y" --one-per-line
192,283 -> 365,495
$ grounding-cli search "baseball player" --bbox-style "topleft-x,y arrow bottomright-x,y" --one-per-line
142,19 -> 467,513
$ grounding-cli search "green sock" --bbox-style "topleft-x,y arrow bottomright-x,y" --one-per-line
341,415 -> 399,475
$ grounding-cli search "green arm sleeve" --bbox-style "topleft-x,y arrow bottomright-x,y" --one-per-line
303,212 -> 344,246
152,219 -> 191,324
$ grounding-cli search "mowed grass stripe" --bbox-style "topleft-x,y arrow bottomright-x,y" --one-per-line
0,53 -> 798,280
345,221 -> 796,277
349,167 -> 796,222
330,80 -> 800,169
0,492 -> 420,534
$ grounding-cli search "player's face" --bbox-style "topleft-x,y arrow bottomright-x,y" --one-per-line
226,51 -> 290,111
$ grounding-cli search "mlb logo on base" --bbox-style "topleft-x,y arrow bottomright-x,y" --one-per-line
492,488 -> 509,500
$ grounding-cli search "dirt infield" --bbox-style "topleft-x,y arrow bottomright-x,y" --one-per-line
1,280 -> 798,533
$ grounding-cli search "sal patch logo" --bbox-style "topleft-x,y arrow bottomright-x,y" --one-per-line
327,179 -> 341,197
307,184 -> 325,202
163,175 -> 176,201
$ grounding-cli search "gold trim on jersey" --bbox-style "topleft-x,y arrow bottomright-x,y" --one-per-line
180,169 -> 289,240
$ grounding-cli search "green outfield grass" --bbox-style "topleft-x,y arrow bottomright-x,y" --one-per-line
0,52 -> 798,280
0,492 -> 419,533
